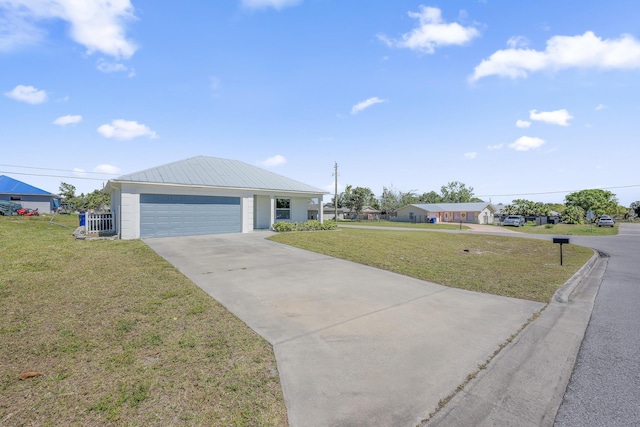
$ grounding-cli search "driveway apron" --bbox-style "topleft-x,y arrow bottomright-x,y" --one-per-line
145,232 -> 543,427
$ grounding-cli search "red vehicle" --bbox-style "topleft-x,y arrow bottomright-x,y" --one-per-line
17,208 -> 39,216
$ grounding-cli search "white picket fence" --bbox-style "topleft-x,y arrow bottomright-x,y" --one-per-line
86,213 -> 115,234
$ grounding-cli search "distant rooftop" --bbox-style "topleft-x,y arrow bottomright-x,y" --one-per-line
0,175 -> 55,196
408,202 -> 494,212
111,156 -> 327,194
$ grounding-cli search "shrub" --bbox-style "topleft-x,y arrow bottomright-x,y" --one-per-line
303,220 -> 322,231
272,222 -> 295,232
271,220 -> 338,232
545,223 -> 554,229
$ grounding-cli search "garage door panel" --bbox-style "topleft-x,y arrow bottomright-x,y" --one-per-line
140,194 -> 241,238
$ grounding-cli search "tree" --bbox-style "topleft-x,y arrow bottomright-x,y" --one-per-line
630,201 -> 640,217
440,181 -> 476,203
343,186 -> 375,220
331,193 -> 346,208
547,203 -> 566,215
380,186 -> 401,215
59,182 -> 76,201
85,189 -> 111,210
58,182 -> 110,211
504,199 -> 551,217
564,189 -> 617,218
562,205 -> 586,224
419,191 -> 442,203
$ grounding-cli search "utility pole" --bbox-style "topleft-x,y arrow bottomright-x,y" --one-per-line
333,162 -> 338,220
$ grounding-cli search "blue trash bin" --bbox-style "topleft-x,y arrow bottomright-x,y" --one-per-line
79,213 -> 86,226
430,218 -> 436,224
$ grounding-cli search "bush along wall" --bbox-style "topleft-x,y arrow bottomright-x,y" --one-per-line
272,220 -> 337,232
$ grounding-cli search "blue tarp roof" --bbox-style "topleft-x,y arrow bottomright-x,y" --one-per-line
0,175 -> 55,196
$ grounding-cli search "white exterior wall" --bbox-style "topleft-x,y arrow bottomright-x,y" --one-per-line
2,195 -> 55,213
290,197 -> 310,223
475,208 -> 494,224
113,182 -> 324,239
120,186 -> 140,240
254,195 -> 271,229
241,196 -> 253,233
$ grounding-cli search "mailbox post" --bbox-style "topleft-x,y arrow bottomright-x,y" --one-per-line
553,237 -> 570,265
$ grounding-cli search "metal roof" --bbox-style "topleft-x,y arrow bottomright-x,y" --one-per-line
406,202 -> 494,212
0,175 -> 55,196
110,156 -> 327,194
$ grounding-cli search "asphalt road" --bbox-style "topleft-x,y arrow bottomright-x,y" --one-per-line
553,223 -> 640,426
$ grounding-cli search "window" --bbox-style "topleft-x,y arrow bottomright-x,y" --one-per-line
276,198 -> 291,220
10,196 -> 21,201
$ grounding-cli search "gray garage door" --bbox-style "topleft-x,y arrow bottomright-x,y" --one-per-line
140,194 -> 241,238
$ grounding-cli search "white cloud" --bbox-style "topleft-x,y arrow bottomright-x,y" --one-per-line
5,84 -> 47,104
515,119 -> 531,128
471,31 -> 640,81
259,154 -> 287,168
73,168 -> 86,176
93,164 -> 120,174
241,0 -> 301,10
378,6 -> 479,53
351,97 -> 386,114
464,152 -> 477,159
509,136 -> 545,151
53,115 -> 82,126
0,0 -> 137,59
96,59 -> 134,76
529,109 -> 573,126
595,104 -> 607,110
507,36 -> 529,49
487,144 -> 503,150
97,119 -> 157,140
0,9 -> 46,51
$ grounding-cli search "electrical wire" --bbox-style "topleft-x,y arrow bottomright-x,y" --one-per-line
0,170 -> 109,181
477,183 -> 640,199
0,163 -> 121,175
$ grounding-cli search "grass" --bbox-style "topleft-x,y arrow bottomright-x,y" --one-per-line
0,214 -> 287,426
268,228 -> 594,303
339,220 -> 469,230
512,222 -> 619,236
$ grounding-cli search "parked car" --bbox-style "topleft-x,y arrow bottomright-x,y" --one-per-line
597,215 -> 614,227
503,215 -> 525,227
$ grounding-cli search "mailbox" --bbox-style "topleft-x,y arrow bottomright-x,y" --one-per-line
553,237 -> 569,265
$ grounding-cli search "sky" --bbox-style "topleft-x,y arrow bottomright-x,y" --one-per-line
1,0 -> 640,207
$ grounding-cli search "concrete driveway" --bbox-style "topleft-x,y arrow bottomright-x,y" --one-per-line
145,232 -> 544,426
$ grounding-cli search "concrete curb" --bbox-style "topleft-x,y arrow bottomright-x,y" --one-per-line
552,250 -> 599,303
425,253 -> 606,427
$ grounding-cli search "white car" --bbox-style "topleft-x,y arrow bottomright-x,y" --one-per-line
503,215 -> 525,227
597,215 -> 615,227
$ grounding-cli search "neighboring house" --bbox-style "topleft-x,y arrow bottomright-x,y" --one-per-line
396,202 -> 496,224
357,206 -> 382,221
104,156 -> 328,239
308,203 -> 346,221
0,175 -> 59,214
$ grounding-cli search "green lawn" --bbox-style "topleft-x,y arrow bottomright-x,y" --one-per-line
0,214 -> 287,426
269,228 -> 593,303
339,220 -> 469,230
513,222 -> 618,236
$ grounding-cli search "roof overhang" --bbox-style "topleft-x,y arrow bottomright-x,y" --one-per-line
105,180 -> 329,196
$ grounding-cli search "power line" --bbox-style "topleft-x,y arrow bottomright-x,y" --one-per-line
0,170 -> 110,181
477,183 -> 640,199
0,163 -> 121,175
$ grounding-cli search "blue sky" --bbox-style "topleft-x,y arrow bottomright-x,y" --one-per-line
2,0 -> 639,206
